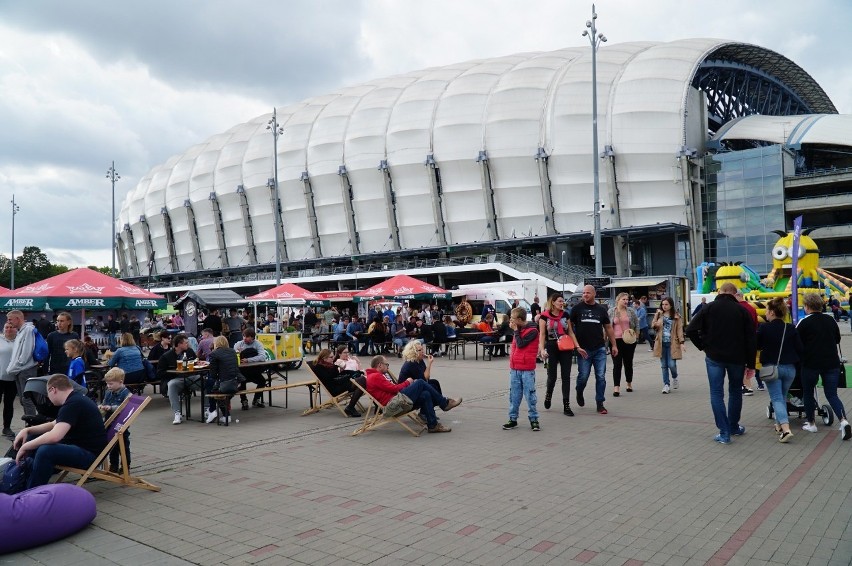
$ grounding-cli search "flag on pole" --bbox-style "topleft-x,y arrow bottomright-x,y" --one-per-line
790,215 -> 803,324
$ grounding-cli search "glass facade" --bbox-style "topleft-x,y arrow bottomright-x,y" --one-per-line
702,146 -> 789,275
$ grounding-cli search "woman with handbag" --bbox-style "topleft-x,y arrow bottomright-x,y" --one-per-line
756,297 -> 802,442
538,293 -> 576,416
652,297 -> 685,394
607,292 -> 639,396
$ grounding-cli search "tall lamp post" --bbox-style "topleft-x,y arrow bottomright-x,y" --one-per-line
582,4 -> 606,277
106,162 -> 120,276
267,108 -> 284,285
10,195 -> 20,289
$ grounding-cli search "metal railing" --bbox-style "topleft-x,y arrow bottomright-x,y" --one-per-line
138,253 -> 594,290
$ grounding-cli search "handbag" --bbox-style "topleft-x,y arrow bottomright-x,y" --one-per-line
383,392 -> 413,417
622,328 -> 637,345
759,323 -> 787,382
557,335 -> 575,351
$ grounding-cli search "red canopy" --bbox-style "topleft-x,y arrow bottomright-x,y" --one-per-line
0,286 -> 8,294
354,275 -> 450,302
0,268 -> 166,311
246,282 -> 329,306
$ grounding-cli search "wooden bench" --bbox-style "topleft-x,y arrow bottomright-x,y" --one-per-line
206,380 -> 317,425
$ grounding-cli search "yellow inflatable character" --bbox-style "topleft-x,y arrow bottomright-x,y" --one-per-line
714,262 -> 749,292
762,229 -> 820,289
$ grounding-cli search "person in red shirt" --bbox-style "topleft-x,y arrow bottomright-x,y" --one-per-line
364,355 -> 461,433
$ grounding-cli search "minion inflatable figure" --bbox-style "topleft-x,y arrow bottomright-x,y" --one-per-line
762,229 -> 820,291
714,262 -> 749,292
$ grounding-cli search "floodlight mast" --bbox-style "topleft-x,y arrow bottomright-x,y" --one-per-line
582,4 -> 606,276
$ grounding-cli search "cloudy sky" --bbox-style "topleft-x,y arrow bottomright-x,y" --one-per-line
1,0 -> 850,270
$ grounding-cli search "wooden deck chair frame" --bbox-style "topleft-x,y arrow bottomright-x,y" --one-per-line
301,362 -> 365,417
349,378 -> 426,437
55,395 -> 160,492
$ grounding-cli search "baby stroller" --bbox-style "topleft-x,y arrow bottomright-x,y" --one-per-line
21,376 -> 88,427
766,365 -> 834,426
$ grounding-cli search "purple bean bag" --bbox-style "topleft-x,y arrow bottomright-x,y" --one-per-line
0,483 -> 97,554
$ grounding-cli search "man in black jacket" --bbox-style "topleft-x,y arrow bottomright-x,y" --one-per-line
685,282 -> 756,444
156,334 -> 197,425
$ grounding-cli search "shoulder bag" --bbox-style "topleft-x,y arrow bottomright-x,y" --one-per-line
383,392 -> 414,417
622,328 -> 637,345
758,323 -> 787,382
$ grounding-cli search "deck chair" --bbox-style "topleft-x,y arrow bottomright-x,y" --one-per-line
55,395 -> 160,492
349,378 -> 426,437
301,362 -> 365,417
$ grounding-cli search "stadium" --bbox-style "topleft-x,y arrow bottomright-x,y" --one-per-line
116,38 -> 851,295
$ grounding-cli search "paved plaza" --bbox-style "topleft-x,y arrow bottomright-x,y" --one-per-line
3,334 -> 852,566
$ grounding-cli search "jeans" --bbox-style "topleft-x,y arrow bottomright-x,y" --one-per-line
660,342 -> 678,386
766,364 -> 796,425
801,366 -> 847,423
705,357 -> 745,439
508,369 -> 538,421
28,442 -> 98,489
611,338 -> 636,386
168,376 -> 202,415
544,340 -> 573,404
576,346 -> 607,403
400,379 -> 447,429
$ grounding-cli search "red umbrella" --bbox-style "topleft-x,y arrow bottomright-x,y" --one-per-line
0,268 -> 166,311
246,282 -> 329,306
0,286 -> 8,294
354,274 -> 450,303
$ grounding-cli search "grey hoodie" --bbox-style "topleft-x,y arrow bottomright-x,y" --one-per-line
7,321 -> 38,374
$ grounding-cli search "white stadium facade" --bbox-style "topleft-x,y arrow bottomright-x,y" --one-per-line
118,38 -> 852,295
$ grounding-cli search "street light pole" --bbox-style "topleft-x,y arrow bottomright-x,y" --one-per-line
10,195 -> 20,289
267,108 -> 284,285
106,162 -> 120,276
561,250 -> 567,295
583,3 -> 606,277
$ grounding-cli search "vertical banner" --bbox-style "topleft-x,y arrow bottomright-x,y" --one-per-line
790,216 -> 803,324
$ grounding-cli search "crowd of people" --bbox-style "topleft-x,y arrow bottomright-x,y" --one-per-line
3,282 -> 851,491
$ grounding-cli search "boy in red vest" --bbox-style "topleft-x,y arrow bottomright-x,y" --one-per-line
504,307 -> 540,431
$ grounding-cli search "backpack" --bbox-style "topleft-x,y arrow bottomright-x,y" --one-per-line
32,329 -> 49,362
0,456 -> 33,495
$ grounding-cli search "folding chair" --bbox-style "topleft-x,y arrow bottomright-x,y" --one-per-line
55,395 -> 160,492
349,378 -> 426,437
301,362 -> 365,417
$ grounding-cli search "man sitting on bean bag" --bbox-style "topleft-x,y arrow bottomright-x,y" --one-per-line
13,374 -> 108,489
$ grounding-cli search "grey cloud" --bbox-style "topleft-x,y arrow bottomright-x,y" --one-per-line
0,0 -> 371,103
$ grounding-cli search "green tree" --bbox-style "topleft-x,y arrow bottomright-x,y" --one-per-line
89,266 -> 115,276
0,255 -> 10,288
15,246 -> 53,286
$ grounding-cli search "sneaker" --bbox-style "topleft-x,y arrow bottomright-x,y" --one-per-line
530,421 -> 541,431
563,405 -> 574,417
443,398 -> 462,411
252,400 -> 266,408
802,422 -> 818,433
789,396 -> 804,408
172,412 -> 182,425
778,431 -> 793,443
757,383 -> 766,391
543,396 -> 552,410
1,427 -> 13,439
428,423 -> 452,433
714,434 -> 731,444
344,406 -> 361,418
241,399 -> 250,411
840,419 -> 851,441
576,389 -> 585,407
502,420 -> 518,430
732,425 -> 746,436
205,409 -> 219,424
742,387 -> 754,396
596,404 -> 608,415
662,384 -> 670,394
219,416 -> 230,424
672,378 -> 679,389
